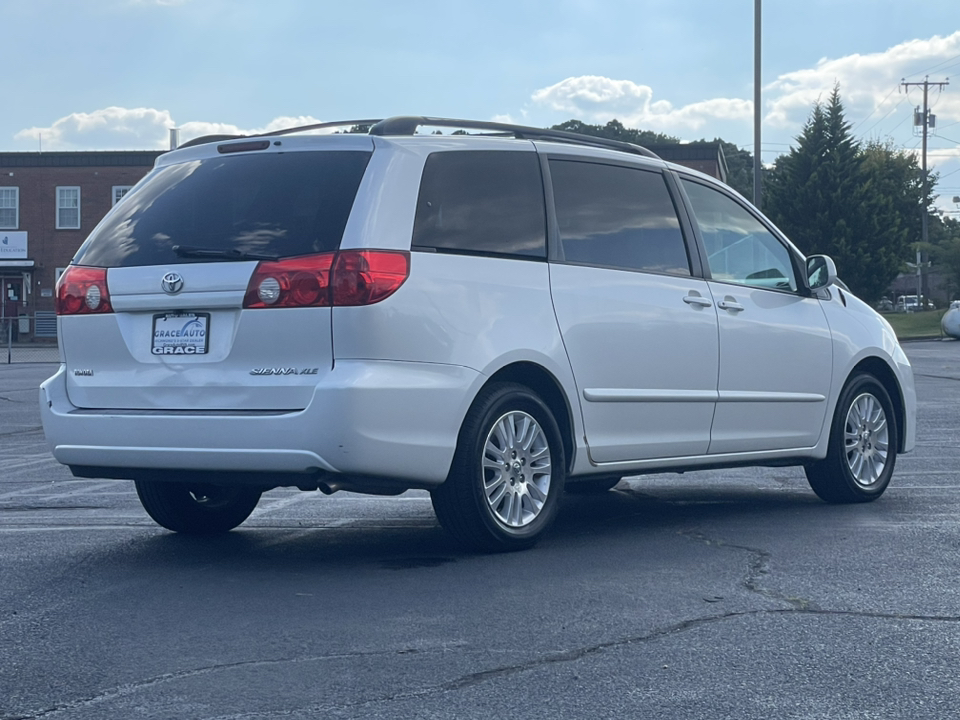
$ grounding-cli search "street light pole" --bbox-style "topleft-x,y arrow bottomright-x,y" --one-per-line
753,0 -> 762,209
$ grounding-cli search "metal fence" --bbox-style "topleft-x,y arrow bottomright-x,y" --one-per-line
3,314 -> 61,363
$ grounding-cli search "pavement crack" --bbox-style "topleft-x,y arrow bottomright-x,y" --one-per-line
194,609 -> 960,720
915,372 -> 960,382
11,647 -> 444,720
0,426 -> 42,437
17,609 -> 960,720
679,529 -> 818,611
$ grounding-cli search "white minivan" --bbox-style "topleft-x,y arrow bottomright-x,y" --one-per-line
40,117 -> 916,551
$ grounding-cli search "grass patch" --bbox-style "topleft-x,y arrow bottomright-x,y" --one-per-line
881,310 -> 946,339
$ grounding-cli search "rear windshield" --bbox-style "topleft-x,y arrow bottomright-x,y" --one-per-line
73,150 -> 372,267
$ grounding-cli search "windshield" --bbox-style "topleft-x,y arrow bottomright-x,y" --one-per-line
72,150 -> 372,268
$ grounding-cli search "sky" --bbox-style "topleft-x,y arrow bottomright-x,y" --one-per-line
4,0 -> 960,212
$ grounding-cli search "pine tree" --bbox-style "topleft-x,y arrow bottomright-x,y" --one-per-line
765,86 -> 922,302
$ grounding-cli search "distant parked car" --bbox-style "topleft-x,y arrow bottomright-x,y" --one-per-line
896,295 -> 919,313
896,295 -> 936,312
876,297 -> 894,312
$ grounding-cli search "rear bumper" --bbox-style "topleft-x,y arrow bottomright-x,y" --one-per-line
40,360 -> 481,488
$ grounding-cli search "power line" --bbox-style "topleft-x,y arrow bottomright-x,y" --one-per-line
903,52 -> 960,80
851,84 -> 901,132
861,104 -> 911,140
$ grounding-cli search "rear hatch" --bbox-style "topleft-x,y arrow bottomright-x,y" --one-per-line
58,138 -> 373,411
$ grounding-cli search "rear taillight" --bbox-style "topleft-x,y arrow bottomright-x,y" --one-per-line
56,266 -> 113,315
243,251 -> 409,309
332,250 -> 410,307
243,253 -> 336,309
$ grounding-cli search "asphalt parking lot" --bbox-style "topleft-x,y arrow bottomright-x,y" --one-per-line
1,340 -> 959,719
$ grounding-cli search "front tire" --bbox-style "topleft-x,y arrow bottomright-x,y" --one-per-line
135,480 -> 262,534
431,382 -> 566,552
805,373 -> 898,504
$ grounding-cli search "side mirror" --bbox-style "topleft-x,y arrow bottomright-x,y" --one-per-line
806,255 -> 838,291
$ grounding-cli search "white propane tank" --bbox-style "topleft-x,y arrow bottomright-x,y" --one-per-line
942,301 -> 960,339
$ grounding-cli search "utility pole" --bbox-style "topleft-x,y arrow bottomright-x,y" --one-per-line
753,0 -> 762,209
901,76 -> 948,303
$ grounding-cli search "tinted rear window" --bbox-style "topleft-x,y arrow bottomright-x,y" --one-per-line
550,160 -> 690,276
412,151 -> 546,258
73,150 -> 372,267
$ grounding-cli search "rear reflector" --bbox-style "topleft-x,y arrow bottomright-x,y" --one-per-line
242,250 -> 410,309
56,266 -> 113,315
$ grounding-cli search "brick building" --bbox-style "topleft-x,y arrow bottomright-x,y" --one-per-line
647,142 -> 729,184
0,150 -> 163,340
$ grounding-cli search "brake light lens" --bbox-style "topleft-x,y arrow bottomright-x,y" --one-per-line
243,253 -> 335,308
56,266 -> 113,315
243,251 -> 409,309
332,250 -> 410,307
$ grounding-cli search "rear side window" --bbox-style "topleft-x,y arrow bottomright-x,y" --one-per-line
73,150 -> 372,267
550,160 -> 690,276
412,151 -> 546,258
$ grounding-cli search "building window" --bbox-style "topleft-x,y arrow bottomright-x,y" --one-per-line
0,187 -> 18,229
57,186 -> 80,229
112,186 -> 133,205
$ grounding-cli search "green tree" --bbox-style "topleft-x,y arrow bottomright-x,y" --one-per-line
551,120 -> 754,197
765,86 -> 925,302
550,119 -> 679,147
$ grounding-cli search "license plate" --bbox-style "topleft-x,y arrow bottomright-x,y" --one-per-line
151,312 -> 210,356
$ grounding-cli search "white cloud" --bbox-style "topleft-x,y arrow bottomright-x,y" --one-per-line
13,108 -> 326,150
764,31 -> 960,131
14,107 -> 175,150
531,76 -> 752,134
529,32 -> 960,143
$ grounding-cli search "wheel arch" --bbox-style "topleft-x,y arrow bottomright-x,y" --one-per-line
482,362 -> 577,473
848,356 -> 907,453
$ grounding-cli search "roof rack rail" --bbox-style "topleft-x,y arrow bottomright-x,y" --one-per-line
368,116 -> 660,159
175,121 -> 383,150
258,119 -> 384,137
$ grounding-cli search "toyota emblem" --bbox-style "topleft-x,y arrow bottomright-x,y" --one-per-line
161,272 -> 184,295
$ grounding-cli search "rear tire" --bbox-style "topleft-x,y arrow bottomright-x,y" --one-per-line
431,382 -> 566,552
135,480 -> 262,534
805,373 -> 898,504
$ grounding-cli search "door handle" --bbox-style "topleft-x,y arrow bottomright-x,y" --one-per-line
683,295 -> 713,308
717,299 -> 745,312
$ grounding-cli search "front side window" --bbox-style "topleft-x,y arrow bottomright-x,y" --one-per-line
412,151 -> 546,258
549,160 -> 690,276
681,179 -> 797,292
57,186 -> 80,229
0,187 -> 18,229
